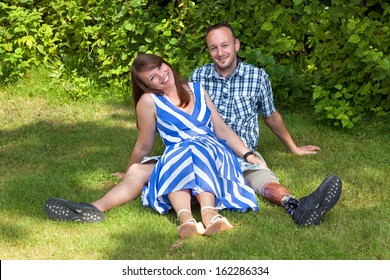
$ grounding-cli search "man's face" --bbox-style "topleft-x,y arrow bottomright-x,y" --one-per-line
206,27 -> 240,77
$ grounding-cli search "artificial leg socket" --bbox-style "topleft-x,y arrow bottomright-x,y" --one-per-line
261,182 -> 291,206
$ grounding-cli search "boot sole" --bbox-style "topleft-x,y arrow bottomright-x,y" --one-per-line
296,176 -> 342,226
45,198 -> 104,223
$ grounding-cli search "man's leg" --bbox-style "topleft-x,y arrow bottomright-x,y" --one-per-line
244,168 -> 294,202
243,151 -> 299,209
45,162 -> 155,222
244,169 -> 342,226
92,163 -> 155,211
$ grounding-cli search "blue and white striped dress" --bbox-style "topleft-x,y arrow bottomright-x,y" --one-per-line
141,82 -> 259,214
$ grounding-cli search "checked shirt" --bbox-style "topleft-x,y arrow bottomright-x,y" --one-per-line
189,59 -> 276,152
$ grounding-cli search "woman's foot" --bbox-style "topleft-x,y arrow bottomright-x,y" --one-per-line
177,209 -> 205,239
178,219 -> 205,239
201,206 -> 233,236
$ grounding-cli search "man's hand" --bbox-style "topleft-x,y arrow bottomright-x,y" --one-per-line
246,154 -> 269,168
290,145 -> 321,155
263,112 -> 321,156
114,172 -> 126,179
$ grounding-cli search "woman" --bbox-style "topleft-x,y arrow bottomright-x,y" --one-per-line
130,54 -> 263,239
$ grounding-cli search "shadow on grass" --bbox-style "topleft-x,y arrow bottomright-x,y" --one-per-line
0,222 -> 29,241
104,202 -> 389,260
1,108 -> 389,260
103,113 -> 390,260
104,206 -> 309,260
0,114 -> 137,220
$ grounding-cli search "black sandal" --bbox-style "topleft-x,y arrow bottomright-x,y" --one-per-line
45,198 -> 105,223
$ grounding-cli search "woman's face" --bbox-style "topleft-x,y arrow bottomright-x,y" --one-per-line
138,63 -> 175,92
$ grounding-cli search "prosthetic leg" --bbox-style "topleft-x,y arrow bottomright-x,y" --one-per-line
261,182 -> 299,214
261,176 -> 342,226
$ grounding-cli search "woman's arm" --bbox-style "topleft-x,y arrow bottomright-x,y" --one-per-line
206,92 -> 267,167
125,94 -> 157,171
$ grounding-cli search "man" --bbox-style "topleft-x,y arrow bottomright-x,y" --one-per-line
45,23 -> 342,226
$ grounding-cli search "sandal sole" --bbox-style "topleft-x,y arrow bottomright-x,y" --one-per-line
205,218 -> 233,236
178,222 -> 204,239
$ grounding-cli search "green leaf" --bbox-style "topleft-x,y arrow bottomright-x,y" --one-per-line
261,22 -> 273,31
15,47 -> 22,55
347,22 -> 356,30
378,58 -> 389,70
36,44 -> 46,55
169,38 -> 177,45
342,118 -> 353,128
327,114 -> 335,119
313,90 -> 322,100
303,6 -> 312,14
348,34 -> 360,44
344,92 -> 353,99
124,23 -> 135,31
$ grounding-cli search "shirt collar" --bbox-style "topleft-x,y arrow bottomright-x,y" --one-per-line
210,57 -> 245,79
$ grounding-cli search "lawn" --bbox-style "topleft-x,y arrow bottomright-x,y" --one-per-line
1,68 -> 389,260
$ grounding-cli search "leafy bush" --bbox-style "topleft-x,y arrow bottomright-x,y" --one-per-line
1,0 -> 389,128
0,2 -> 54,82
301,0 -> 390,128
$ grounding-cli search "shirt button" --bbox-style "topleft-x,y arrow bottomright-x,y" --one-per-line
222,88 -> 228,99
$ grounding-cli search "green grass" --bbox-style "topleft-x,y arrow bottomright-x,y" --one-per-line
1,68 -> 389,260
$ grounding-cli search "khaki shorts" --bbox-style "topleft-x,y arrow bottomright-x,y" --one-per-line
238,151 -> 279,195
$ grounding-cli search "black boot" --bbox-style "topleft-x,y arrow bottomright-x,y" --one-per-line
45,198 -> 105,223
292,175 -> 342,226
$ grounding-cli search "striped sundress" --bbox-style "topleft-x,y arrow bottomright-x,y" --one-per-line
141,82 -> 259,214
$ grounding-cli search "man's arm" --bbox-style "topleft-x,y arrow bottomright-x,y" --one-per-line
263,111 -> 320,155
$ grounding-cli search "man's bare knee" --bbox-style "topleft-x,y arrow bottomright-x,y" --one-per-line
125,162 -> 155,184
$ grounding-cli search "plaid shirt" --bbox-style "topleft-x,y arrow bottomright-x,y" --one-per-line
189,59 -> 275,151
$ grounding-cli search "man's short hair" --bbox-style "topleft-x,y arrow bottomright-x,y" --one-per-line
205,23 -> 237,39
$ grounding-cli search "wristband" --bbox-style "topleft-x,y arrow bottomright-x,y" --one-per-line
243,151 -> 254,162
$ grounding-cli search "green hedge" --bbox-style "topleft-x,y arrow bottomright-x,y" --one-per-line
1,0 -> 389,128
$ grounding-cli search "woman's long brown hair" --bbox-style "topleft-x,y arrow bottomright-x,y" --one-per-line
130,54 -> 190,109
